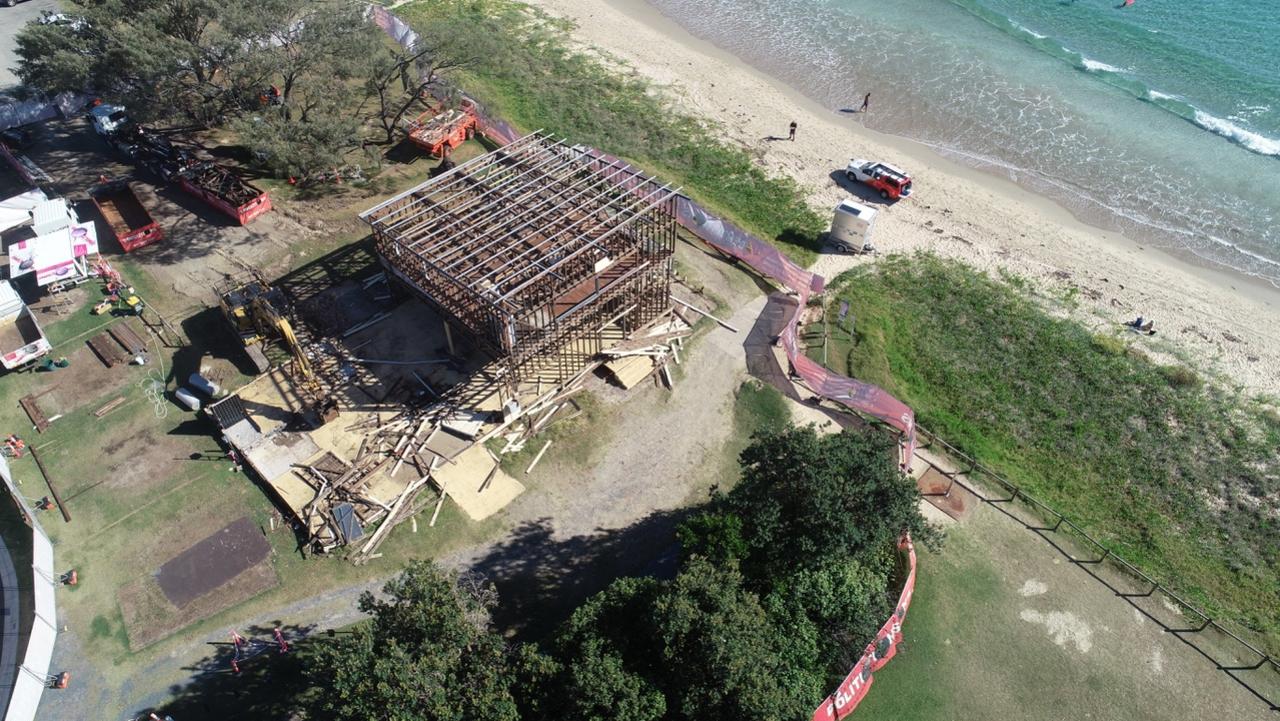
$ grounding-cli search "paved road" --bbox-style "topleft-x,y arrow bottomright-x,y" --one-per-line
0,0 -> 58,91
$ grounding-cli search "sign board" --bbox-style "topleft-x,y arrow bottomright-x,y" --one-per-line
7,221 -> 99,286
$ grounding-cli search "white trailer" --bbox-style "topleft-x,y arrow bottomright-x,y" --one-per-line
828,199 -> 879,253
0,281 -> 51,371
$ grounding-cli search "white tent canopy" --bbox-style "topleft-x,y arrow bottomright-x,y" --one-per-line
0,191 -> 47,235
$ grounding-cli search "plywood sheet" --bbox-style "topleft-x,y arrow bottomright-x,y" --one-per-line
604,355 -> 654,389
434,444 -> 524,521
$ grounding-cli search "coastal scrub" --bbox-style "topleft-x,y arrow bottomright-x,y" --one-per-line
821,253 -> 1280,653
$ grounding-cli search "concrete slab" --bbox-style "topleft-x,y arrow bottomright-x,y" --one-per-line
245,432 -> 319,482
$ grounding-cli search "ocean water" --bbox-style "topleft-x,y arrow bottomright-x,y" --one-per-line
645,0 -> 1280,286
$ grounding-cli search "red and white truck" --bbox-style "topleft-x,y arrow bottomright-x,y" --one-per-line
89,180 -> 164,252
0,281 -> 51,371
845,159 -> 913,200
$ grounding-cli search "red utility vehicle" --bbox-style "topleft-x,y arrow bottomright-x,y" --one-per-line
845,159 -> 913,200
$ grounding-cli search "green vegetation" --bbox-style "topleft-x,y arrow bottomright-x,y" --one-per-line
12,0 -> 468,179
164,427 -> 929,720
308,561 -> 522,720
820,253 -> 1280,651
732,379 -> 790,438
396,0 -> 826,265
492,391 -> 609,475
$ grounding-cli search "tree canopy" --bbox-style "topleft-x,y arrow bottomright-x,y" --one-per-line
306,562 -> 521,721
168,426 -> 932,720
712,426 -> 936,583
11,0 -> 473,178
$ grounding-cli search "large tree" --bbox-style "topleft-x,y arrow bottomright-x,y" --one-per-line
690,427 -> 936,584
306,562 -> 521,721
543,577 -> 668,721
14,0 -> 387,177
650,558 -> 824,720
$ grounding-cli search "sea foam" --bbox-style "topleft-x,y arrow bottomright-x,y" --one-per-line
1192,110 -> 1280,157
1079,56 -> 1127,74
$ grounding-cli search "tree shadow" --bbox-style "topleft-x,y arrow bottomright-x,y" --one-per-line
144,622 -> 316,721
382,138 -> 424,165
139,508 -> 702,713
468,508 -> 695,642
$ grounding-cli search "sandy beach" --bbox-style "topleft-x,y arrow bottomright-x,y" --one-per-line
522,0 -> 1280,399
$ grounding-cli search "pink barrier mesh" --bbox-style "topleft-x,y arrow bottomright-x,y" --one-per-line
812,535 -> 918,721
667,175 -> 916,464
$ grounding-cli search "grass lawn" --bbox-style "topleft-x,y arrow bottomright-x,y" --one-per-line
816,253 -> 1280,654
855,508 -> 1267,721
0,297 -> 499,686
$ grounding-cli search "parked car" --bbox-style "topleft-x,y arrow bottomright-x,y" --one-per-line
845,159 -> 913,200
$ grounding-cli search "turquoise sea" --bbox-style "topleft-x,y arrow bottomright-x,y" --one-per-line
646,0 -> 1280,285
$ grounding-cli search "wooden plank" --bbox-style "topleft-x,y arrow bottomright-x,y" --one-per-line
18,395 -> 49,433
670,296 -> 739,332
93,396 -> 127,418
29,447 -> 70,522
87,332 -> 127,367
525,440 -> 552,475
107,321 -> 147,354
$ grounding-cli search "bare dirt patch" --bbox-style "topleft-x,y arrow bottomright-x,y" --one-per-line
156,516 -> 272,607
118,560 -> 277,651
1018,608 -> 1094,653
71,417 -> 195,496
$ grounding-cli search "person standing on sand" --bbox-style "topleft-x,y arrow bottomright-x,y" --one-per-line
861,92 -> 871,112
788,121 -> 797,141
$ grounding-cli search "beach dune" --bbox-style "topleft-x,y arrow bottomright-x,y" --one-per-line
525,0 -> 1280,398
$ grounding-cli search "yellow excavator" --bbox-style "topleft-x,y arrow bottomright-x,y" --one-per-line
218,274 -> 338,425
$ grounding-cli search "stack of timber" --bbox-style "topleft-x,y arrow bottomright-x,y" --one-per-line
600,315 -> 692,390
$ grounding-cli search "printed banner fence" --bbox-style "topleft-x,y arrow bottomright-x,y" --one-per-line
812,535 -> 917,720
0,455 -> 59,721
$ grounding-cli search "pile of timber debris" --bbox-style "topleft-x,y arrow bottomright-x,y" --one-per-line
295,423 -> 440,561
289,303 -> 707,561
599,314 -> 693,391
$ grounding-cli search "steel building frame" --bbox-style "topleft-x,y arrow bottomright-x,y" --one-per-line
360,133 -> 678,387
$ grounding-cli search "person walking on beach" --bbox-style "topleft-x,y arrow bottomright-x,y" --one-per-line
788,121 -> 797,141
861,92 -> 871,112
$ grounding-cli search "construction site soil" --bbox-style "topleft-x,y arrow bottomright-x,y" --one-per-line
156,516 -> 272,607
